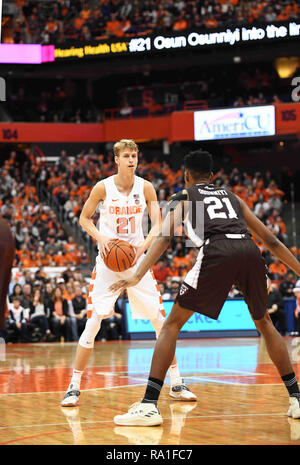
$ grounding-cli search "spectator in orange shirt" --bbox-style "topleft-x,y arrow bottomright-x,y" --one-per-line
152,259 -> 171,282
255,184 -> 267,201
73,204 -> 81,219
205,15 -> 218,28
36,250 -> 50,267
250,1 -> 264,20
243,191 -> 254,210
22,252 -> 34,268
64,236 -> 77,253
53,252 -> 69,267
277,12 -> 289,20
118,16 -> 131,36
266,181 -> 284,200
30,251 -> 39,267
246,185 -> 258,206
80,4 -> 91,21
275,215 -> 288,244
75,245 -> 90,265
63,282 -> 75,301
106,13 -> 121,36
173,12 -> 187,31
64,250 -> 77,264
269,258 -> 288,280
45,16 -> 59,35
74,15 -> 86,31
276,216 -> 286,236
172,251 -> 192,273
284,2 -> 298,16
233,183 -> 246,199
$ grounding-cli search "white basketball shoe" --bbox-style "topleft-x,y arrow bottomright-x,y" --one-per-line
169,379 -> 197,401
61,386 -> 80,407
287,396 -> 300,419
114,402 -> 163,426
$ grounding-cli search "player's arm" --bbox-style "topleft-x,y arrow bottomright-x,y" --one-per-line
109,190 -> 188,292
237,196 -> 300,276
79,181 -> 110,257
129,181 -> 161,265
141,180 -> 162,249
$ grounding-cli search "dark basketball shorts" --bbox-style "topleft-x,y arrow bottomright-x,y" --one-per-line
176,236 -> 268,321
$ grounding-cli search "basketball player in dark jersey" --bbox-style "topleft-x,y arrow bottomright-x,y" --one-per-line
0,218 -> 15,338
110,149 -> 300,426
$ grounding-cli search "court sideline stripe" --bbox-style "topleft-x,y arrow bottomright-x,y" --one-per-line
0,381 -> 283,396
0,383 -> 148,396
0,412 -> 286,431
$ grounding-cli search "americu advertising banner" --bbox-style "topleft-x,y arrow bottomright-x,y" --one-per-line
194,105 -> 276,141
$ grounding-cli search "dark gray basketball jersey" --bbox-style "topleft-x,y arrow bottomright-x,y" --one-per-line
186,182 -> 250,244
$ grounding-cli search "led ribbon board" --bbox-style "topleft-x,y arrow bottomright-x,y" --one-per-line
53,21 -> 300,61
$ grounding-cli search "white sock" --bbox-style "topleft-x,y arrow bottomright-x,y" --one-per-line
68,369 -> 83,391
169,364 -> 181,386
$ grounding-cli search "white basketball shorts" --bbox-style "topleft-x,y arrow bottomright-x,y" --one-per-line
86,254 -> 166,321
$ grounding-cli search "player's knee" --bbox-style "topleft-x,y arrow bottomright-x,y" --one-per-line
165,303 -> 190,332
254,311 -> 273,334
151,313 -> 165,337
162,314 -> 183,334
79,311 -> 102,348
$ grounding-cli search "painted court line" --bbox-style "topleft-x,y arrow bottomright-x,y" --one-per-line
0,412 -> 286,431
0,375 -> 282,395
94,368 -> 268,376
185,376 -> 260,386
0,383 -> 147,396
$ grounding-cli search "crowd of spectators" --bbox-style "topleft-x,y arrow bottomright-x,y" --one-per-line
1,144 -> 299,341
6,266 -> 124,343
4,0 -> 300,45
0,149 -> 91,269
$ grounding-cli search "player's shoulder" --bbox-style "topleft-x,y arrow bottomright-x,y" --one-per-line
91,179 -> 106,198
101,174 -> 114,184
142,178 -> 157,195
93,179 -> 105,189
168,189 -> 188,203
142,178 -> 153,188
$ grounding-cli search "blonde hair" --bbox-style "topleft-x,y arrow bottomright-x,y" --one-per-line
113,139 -> 138,157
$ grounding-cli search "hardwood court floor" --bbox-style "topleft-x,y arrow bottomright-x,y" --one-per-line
1,337 -> 300,445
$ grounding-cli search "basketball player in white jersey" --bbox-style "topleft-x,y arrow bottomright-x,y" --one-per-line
61,139 -> 196,406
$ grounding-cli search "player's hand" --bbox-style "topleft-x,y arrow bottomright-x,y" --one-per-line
109,275 -> 140,293
98,235 -> 112,260
132,242 -> 145,266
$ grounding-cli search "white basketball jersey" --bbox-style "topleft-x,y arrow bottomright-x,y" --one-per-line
98,175 -> 147,247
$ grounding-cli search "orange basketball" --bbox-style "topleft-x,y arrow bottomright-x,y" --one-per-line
104,239 -> 136,272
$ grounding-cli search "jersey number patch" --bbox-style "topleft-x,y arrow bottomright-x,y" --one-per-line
116,216 -> 136,234
204,196 -> 238,220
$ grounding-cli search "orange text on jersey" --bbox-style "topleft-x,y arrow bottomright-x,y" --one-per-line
109,205 -> 143,215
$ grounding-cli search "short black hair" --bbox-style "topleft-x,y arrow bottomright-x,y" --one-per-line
183,150 -> 213,177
